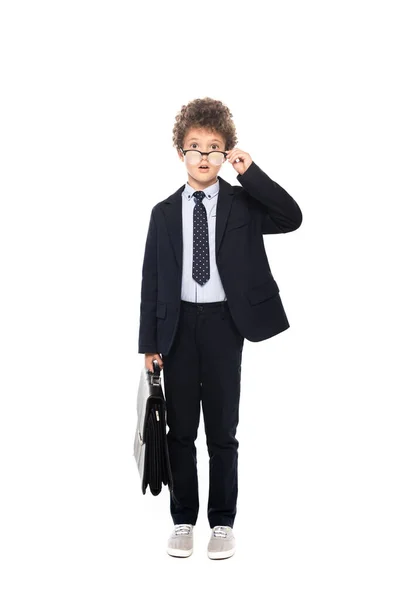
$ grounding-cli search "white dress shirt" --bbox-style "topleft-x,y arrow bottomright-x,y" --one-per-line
180,178 -> 227,303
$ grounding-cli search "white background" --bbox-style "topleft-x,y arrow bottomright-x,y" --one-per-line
1,1 -> 399,598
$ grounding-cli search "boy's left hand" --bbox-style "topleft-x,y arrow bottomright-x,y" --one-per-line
226,148 -> 253,175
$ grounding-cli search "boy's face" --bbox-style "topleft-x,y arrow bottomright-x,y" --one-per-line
178,127 -> 227,190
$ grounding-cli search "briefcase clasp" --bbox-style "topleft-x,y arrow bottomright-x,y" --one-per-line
150,373 -> 161,386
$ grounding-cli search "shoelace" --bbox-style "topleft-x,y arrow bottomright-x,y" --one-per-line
213,526 -> 231,538
174,524 -> 192,536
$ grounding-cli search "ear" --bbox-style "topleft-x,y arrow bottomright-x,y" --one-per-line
177,148 -> 184,161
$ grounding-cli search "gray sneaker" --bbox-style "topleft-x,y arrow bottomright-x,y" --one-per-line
167,524 -> 194,558
207,526 -> 236,559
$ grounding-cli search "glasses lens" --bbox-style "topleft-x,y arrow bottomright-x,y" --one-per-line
208,152 -> 224,166
185,150 -> 202,165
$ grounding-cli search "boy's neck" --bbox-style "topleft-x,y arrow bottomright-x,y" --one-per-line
187,175 -> 218,190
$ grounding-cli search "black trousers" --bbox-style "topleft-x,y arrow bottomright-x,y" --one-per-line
162,299 -> 244,529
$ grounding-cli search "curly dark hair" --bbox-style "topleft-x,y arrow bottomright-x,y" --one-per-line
172,97 -> 238,152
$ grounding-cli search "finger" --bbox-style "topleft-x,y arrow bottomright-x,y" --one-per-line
228,151 -> 244,163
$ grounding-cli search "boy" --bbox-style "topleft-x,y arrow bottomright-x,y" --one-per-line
138,97 -> 302,559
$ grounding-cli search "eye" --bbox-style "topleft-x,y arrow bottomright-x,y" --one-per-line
190,143 -> 198,148
211,144 -> 219,150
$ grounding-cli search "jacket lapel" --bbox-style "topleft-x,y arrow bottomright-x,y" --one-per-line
161,175 -> 235,271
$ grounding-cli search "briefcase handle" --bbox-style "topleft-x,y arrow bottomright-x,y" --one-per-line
147,359 -> 161,386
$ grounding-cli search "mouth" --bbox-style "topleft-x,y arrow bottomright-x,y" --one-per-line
198,165 -> 210,171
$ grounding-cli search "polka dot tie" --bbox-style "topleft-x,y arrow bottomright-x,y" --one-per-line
192,190 -> 210,285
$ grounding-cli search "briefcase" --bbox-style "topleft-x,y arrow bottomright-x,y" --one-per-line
133,359 -> 174,496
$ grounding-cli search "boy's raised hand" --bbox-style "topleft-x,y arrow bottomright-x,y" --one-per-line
226,148 -> 253,175
145,352 -> 164,372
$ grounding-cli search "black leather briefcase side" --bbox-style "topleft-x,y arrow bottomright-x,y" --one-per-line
133,359 -> 174,496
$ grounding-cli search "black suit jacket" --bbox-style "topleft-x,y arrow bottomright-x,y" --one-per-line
138,160 -> 302,356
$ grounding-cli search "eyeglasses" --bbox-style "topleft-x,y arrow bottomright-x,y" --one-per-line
180,147 -> 228,166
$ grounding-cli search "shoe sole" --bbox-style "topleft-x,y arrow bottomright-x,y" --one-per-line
207,547 -> 236,560
167,547 -> 193,558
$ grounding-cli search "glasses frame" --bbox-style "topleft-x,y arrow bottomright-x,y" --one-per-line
179,147 -> 228,165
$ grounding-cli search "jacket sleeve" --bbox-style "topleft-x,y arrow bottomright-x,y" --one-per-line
138,208 -> 158,354
236,161 -> 303,234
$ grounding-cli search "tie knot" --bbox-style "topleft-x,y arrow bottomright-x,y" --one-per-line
193,190 -> 206,203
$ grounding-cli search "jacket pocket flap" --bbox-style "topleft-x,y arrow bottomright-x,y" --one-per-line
156,301 -> 167,319
246,278 -> 280,304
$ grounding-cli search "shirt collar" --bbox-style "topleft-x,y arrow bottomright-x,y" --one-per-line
183,178 -> 220,201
